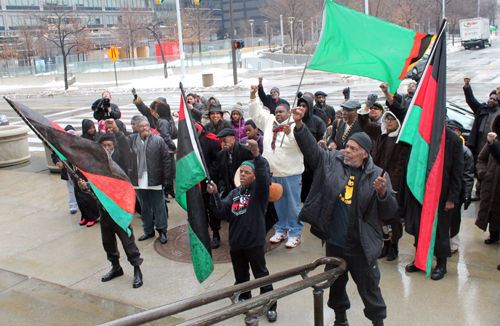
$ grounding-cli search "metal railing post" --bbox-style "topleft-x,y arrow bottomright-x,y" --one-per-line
313,288 -> 324,326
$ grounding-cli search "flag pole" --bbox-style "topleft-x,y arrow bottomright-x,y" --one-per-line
361,19 -> 447,221
4,97 -> 104,209
279,0 -> 327,148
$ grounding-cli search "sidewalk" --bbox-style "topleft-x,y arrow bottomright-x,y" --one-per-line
0,152 -> 498,325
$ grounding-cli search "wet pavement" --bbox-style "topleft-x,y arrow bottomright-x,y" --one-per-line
0,152 -> 499,326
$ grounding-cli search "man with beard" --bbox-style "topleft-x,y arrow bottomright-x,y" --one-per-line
216,128 -> 255,199
258,77 -> 290,115
186,93 -> 207,123
314,91 -> 336,126
292,106 -> 397,326
463,78 -> 500,202
380,81 -> 416,121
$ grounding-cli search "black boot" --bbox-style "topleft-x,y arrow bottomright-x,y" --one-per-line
133,266 -> 143,288
159,230 -> 168,244
378,241 -> 390,259
386,242 -> 399,261
405,261 -> 420,273
431,258 -> 447,281
372,320 -> 384,326
101,263 -> 124,282
138,231 -> 155,241
484,231 -> 500,244
333,310 -> 349,326
212,230 -> 221,249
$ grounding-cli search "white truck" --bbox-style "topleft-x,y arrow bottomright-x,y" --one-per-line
460,18 -> 491,49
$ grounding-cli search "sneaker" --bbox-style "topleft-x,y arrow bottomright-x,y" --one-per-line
285,235 -> 301,248
269,232 -> 288,244
70,209 -> 77,214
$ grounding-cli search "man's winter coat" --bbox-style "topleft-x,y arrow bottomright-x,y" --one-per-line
314,104 -> 336,126
217,141 -> 255,197
327,118 -> 364,150
386,93 -> 412,122
300,96 -> 327,143
476,114 -> 500,232
258,85 -> 290,115
92,100 -> 121,121
294,124 -> 398,265
463,85 -> 500,154
124,132 -> 171,188
210,154 -> 269,251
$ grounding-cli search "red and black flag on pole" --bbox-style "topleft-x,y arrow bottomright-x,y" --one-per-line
398,20 -> 448,276
5,98 -> 136,235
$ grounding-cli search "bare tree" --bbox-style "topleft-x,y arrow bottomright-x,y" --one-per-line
116,9 -> 150,60
15,17 -> 40,68
0,43 -> 18,61
183,3 -> 217,54
38,1 -> 92,90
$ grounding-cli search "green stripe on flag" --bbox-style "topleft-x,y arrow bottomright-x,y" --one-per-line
176,151 -> 206,211
88,182 -> 133,236
426,211 -> 439,277
189,224 -> 213,282
398,105 -> 422,145
406,132 -> 430,204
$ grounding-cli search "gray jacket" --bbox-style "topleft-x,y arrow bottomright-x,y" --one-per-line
294,124 -> 398,265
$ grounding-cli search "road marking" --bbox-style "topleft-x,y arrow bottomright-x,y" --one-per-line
0,107 -> 81,110
481,59 -> 500,73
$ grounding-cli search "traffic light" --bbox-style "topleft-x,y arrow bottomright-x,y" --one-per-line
233,40 -> 244,49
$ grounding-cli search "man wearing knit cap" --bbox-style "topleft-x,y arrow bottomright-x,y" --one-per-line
327,99 -> 364,151
208,139 -> 278,322
292,106 -> 397,326
258,76 -> 290,115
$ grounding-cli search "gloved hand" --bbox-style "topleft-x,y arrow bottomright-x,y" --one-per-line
131,88 -> 138,100
297,91 -> 303,98
463,197 -> 472,210
342,87 -> 350,100
366,94 -> 378,107
411,73 -> 421,83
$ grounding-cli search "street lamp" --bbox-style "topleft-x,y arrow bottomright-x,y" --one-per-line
298,19 -> 304,49
265,21 -> 269,50
288,17 -> 295,56
249,19 -> 255,55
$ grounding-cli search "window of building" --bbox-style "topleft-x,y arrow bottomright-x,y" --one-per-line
0,16 -> 5,30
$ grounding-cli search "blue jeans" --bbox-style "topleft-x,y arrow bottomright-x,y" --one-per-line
136,189 -> 168,235
272,174 -> 303,237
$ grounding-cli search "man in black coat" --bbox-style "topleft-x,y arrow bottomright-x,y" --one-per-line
463,78 -> 500,200
123,117 -> 171,244
92,91 -> 122,121
216,128 -> 254,198
195,122 -> 224,249
292,106 -> 397,326
258,76 -> 290,114
402,127 -> 464,280
314,90 -> 336,126
379,81 -> 415,122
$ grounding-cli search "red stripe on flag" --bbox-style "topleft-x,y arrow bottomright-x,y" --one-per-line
179,95 -> 186,121
416,67 -> 438,144
414,126 -> 446,271
49,120 -> 65,132
398,32 -> 430,80
80,171 -> 136,214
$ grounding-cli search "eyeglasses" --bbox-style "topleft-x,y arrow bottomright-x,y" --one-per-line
386,116 -> 396,121
138,124 -> 150,129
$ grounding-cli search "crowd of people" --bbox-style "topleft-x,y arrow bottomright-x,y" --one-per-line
52,76 -> 500,325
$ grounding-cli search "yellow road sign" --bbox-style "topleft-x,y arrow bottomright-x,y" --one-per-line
107,46 -> 120,62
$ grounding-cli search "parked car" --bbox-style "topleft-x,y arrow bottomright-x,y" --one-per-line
446,100 -> 474,141
0,114 -> 9,126
405,54 -> 429,78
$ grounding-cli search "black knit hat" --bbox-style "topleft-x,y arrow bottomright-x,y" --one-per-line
348,132 -> 372,153
98,133 -> 116,144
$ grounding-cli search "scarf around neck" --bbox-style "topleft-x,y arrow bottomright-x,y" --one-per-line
136,133 -> 150,179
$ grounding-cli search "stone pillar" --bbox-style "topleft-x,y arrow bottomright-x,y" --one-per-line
0,125 -> 31,167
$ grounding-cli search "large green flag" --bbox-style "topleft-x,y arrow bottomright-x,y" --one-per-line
309,1 -> 433,94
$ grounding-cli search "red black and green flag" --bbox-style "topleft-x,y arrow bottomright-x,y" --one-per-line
398,21 -> 447,277
175,89 -> 213,283
5,98 -> 136,235
308,0 -> 434,94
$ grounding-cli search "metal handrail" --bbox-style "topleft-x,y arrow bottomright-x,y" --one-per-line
97,256 -> 347,326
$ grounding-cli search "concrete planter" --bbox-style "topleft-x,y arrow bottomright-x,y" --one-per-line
44,144 -> 61,172
0,125 -> 31,167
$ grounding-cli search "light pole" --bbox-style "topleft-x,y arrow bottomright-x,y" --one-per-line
265,21 -> 269,50
280,15 -> 284,52
414,23 -> 420,32
298,19 -> 304,49
288,17 -> 295,56
311,18 -> 314,45
249,19 -> 255,55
